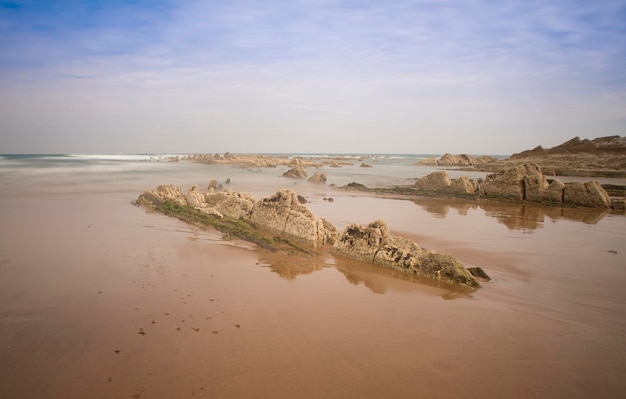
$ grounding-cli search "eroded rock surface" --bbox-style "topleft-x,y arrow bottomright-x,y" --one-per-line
474,136 -> 626,177
342,165 -> 613,208
282,165 -> 308,179
137,185 -> 479,288
414,171 -> 452,191
308,171 -> 327,183
418,153 -> 497,166
248,189 -> 330,247
332,220 -> 480,289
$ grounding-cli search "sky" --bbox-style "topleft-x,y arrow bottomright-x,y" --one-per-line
0,0 -> 625,155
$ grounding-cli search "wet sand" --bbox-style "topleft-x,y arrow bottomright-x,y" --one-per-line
1,173 -> 626,398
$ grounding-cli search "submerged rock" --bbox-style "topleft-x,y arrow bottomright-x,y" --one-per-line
332,220 -> 480,289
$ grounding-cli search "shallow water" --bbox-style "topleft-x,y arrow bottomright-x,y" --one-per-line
1,155 -> 625,398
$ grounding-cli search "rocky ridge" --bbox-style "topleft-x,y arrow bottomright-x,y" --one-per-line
171,153 -> 358,169
332,220 -> 479,288
418,153 -> 498,167
342,163 -> 616,209
136,185 -> 481,289
474,136 -> 626,177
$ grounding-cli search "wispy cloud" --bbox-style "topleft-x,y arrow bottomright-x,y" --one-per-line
0,0 -> 624,153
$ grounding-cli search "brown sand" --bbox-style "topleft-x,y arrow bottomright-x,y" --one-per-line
1,186 -> 625,398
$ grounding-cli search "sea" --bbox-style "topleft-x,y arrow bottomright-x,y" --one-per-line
1,153 -> 625,398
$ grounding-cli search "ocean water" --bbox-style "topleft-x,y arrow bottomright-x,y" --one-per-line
0,153 -> 493,196
1,153 -> 626,398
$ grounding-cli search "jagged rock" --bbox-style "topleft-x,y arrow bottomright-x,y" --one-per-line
329,162 -> 342,168
538,180 -> 566,204
186,185 -> 206,208
297,194 -> 307,204
136,186 -> 482,288
418,153 -> 497,166
360,162 -> 373,168
248,189 -> 328,247
308,171 -> 327,183
468,267 -> 491,281
204,189 -> 257,219
479,164 -> 611,207
481,165 -> 527,200
320,218 -> 340,245
282,165 -> 307,179
477,136 -> 626,178
208,179 -> 218,190
522,164 -> 550,202
332,220 -> 479,289
563,181 -> 611,208
449,176 -> 479,194
137,185 -> 187,207
414,171 -> 451,191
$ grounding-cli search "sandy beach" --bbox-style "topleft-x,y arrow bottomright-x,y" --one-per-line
1,156 -> 625,398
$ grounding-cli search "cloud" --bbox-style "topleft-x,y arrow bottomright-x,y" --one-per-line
0,0 -> 624,153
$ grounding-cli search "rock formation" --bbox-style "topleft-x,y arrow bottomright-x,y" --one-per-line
308,171 -> 327,183
342,165 -> 614,208
332,220 -> 480,289
138,185 -> 338,249
474,136 -> 626,177
414,171 -> 452,191
282,165 -> 308,179
481,165 -> 535,200
412,171 -> 478,195
418,153 -> 497,167
563,181 -> 612,208
480,164 -> 611,208
449,176 -> 479,195
137,185 -> 481,289
247,189 -> 336,247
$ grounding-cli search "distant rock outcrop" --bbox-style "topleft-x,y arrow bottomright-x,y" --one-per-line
341,165 -> 614,209
510,136 -> 626,159
475,136 -> 626,177
282,165 -> 308,179
308,171 -> 327,183
418,153 -> 497,167
480,164 -> 611,208
332,220 -> 480,289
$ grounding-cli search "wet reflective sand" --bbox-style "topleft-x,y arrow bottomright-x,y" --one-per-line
1,166 -> 625,398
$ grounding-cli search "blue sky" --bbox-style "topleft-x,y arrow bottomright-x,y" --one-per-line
0,0 -> 624,154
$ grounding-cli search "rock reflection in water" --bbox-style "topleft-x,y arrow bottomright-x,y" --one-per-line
333,255 -> 474,298
413,197 -> 609,231
255,250 -> 330,279
254,248 -> 474,298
